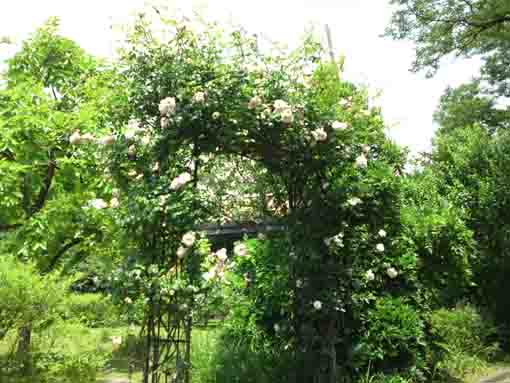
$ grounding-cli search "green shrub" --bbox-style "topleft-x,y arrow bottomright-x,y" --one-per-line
428,305 -> 498,379
0,256 -> 67,341
353,297 -> 426,374
61,293 -> 121,328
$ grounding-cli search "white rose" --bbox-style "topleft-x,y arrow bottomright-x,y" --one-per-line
311,128 -> 327,142
192,91 -> 206,104
110,197 -> 120,208
159,97 -> 176,116
234,243 -> 248,257
99,135 -> 116,146
386,267 -> 398,279
273,99 -> 289,113
160,117 -> 169,129
177,246 -> 188,259
141,135 -> 151,145
355,154 -> 368,168
378,229 -> 387,238
248,95 -> 262,110
216,248 -> 228,261
347,197 -> 362,206
332,121 -> 348,131
339,99 -> 350,107
376,243 -> 385,252
313,300 -> 322,310
181,231 -> 196,247
80,133 -> 95,143
281,108 -> 294,123
88,198 -> 108,209
365,269 -> 375,281
69,131 -> 81,145
170,172 -> 192,190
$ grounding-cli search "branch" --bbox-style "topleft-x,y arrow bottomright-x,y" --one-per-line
0,223 -> 22,232
30,158 -> 56,216
44,237 -> 84,273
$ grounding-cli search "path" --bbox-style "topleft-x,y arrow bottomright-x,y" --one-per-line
479,369 -> 510,383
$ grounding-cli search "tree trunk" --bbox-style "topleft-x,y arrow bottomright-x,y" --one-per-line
16,325 -> 32,373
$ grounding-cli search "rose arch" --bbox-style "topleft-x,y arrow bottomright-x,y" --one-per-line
93,16 -> 404,383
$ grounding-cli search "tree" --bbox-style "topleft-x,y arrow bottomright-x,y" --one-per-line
385,0 -> 510,83
434,81 -> 510,135
0,18 -> 127,273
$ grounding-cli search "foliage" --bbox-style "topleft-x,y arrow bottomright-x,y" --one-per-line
0,17 -> 126,273
353,297 -> 426,374
433,81 -> 510,135
428,305 -> 499,379
60,293 -> 122,328
385,0 -> 510,84
0,256 -> 68,342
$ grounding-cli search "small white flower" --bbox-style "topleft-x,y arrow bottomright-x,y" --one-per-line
212,111 -> 220,120
192,91 -> 206,104
112,188 -> 120,198
311,128 -> 328,142
324,237 -> 333,247
216,248 -> 228,261
128,170 -> 138,178
69,131 -> 81,145
365,269 -> 375,281
110,197 -> 120,208
152,162 -> 160,172
127,145 -> 136,157
125,119 -> 141,139
313,300 -> 323,310
80,133 -> 95,143
160,117 -> 169,129
88,198 -> 108,209
177,246 -> 188,259
111,336 -> 122,346
170,172 -> 192,190
386,267 -> 398,279
339,99 -> 350,107
348,197 -> 362,206
376,243 -> 385,252
355,154 -> 368,168
378,229 -> 387,238
234,243 -> 248,257
361,144 -> 370,154
281,108 -> 294,124
99,135 -> 116,146
141,135 -> 151,145
274,324 -> 280,332
296,279 -> 303,288
124,297 -> 132,304
332,121 -> 348,131
273,99 -> 289,113
248,95 -> 262,109
169,289 -> 176,296
181,231 -> 196,247
159,97 -> 176,116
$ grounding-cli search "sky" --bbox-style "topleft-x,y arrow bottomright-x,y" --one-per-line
0,0 -> 482,154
